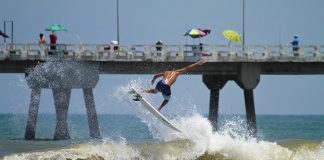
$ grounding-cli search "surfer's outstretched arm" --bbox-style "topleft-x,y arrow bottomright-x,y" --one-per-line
151,72 -> 163,84
176,60 -> 206,74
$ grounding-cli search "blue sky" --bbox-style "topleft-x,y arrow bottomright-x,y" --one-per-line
0,0 -> 324,115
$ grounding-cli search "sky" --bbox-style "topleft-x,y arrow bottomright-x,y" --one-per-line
0,0 -> 324,115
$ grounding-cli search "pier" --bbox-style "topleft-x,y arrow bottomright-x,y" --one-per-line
1,43 -> 324,139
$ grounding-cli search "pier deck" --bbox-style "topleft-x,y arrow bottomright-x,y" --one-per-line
0,43 -> 324,74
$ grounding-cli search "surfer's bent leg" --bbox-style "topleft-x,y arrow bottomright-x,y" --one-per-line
143,89 -> 157,94
155,80 -> 172,111
158,99 -> 169,111
158,94 -> 171,111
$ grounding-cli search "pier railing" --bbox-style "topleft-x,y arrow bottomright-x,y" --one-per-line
0,43 -> 324,62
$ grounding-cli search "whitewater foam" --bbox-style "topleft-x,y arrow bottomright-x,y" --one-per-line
112,79 -> 324,160
4,113 -> 324,160
4,139 -> 141,160
162,114 -> 324,160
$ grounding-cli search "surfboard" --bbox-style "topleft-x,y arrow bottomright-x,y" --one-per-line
130,87 -> 182,132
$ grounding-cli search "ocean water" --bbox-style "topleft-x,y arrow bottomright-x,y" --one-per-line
0,83 -> 324,159
0,114 -> 323,160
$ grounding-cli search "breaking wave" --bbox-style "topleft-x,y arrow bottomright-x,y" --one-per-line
4,78 -> 324,160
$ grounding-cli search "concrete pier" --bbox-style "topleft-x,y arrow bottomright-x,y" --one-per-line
24,88 -> 41,140
203,63 -> 260,136
83,88 -> 100,139
2,43 -> 323,139
203,75 -> 227,129
243,89 -> 257,137
24,61 -> 100,140
209,89 -> 220,128
53,88 -> 71,140
235,63 -> 260,137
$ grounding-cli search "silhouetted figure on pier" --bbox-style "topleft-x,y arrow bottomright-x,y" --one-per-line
291,35 -> 299,53
155,40 -> 163,56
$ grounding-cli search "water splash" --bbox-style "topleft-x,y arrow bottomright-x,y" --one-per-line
25,61 -> 99,89
111,79 -> 324,160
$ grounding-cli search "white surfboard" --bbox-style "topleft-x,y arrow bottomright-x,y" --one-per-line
130,87 -> 182,132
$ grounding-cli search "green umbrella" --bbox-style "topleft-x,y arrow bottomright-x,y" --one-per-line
45,24 -> 67,32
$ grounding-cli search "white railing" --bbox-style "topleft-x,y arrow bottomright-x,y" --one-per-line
0,43 -> 323,62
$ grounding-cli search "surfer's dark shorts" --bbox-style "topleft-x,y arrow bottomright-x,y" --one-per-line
155,80 -> 171,100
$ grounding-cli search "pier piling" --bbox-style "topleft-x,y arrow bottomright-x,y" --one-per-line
53,88 -> 71,140
203,63 -> 260,137
236,63 -> 260,137
243,89 -> 257,137
25,88 -> 41,140
203,75 -> 227,129
83,88 -> 100,139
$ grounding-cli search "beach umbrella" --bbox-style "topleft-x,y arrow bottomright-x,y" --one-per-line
183,28 -> 211,44
223,30 -> 241,45
201,29 -> 211,35
183,28 -> 207,38
45,24 -> 67,32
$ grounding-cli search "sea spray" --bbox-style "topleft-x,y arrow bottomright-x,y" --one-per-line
25,61 -> 99,89
218,115 -> 250,139
110,79 -> 324,160
172,114 -> 324,160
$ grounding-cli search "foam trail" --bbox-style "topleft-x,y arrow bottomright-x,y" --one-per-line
4,139 -> 142,160
162,114 -> 324,160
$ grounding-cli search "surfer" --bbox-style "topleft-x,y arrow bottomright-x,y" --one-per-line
143,60 -> 206,111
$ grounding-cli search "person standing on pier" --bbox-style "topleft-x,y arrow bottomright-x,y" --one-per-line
155,40 -> 163,56
291,35 -> 299,53
143,60 -> 206,111
49,31 -> 57,54
38,33 -> 46,44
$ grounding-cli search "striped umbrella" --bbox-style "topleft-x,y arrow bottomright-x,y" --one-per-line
183,28 -> 208,38
183,28 -> 211,45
